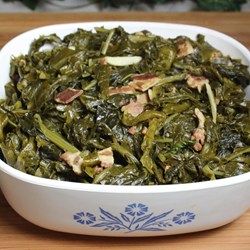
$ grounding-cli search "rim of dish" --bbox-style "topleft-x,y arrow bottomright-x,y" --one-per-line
1,21 -> 250,60
0,21 -> 249,193
0,158 -> 249,193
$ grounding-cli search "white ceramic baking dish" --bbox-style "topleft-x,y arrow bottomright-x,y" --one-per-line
0,22 -> 249,237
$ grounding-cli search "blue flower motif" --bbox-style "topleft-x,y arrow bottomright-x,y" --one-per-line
73,211 -> 96,225
172,212 -> 195,225
125,203 -> 148,216
73,205 -> 196,232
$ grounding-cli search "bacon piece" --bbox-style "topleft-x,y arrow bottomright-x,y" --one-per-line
122,100 -> 144,117
93,165 -> 104,174
55,88 -> 83,104
136,92 -> 148,104
132,73 -> 156,81
108,86 -> 136,96
109,73 -> 160,97
129,74 -> 160,92
187,75 -> 209,93
128,126 -> 138,135
99,57 -> 107,65
177,40 -> 194,58
128,125 -> 148,135
60,151 -> 83,175
97,147 -> 114,168
192,128 -> 205,151
121,93 -> 148,117
191,108 -> 206,152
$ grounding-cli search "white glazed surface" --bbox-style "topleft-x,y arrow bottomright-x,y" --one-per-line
0,22 -> 249,237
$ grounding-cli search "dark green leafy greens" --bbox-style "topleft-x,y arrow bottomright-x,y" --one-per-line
0,27 -> 249,185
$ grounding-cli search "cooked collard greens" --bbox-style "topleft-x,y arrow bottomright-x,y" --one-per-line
0,27 -> 249,185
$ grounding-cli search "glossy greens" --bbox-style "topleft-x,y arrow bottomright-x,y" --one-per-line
0,27 -> 249,185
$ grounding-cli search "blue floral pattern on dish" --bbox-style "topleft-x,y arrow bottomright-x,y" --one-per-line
172,212 -> 196,225
73,203 -> 195,232
125,203 -> 148,216
73,212 -> 96,225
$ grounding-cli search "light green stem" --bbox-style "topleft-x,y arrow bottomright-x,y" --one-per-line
34,114 -> 79,153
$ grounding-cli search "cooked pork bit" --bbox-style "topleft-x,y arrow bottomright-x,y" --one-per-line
129,74 -> 160,92
97,147 -> 114,168
93,165 -> 104,174
177,40 -> 194,58
60,151 -> 83,175
191,108 -> 206,152
121,100 -> 144,117
108,85 -> 136,96
136,93 -> 148,104
121,93 -> 148,117
99,57 -> 107,65
128,126 -> 138,135
132,73 -> 156,81
187,75 -> 209,93
109,73 -> 158,97
192,128 -> 206,151
55,88 -> 83,104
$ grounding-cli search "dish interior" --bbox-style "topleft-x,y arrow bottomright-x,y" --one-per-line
0,22 -> 249,191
